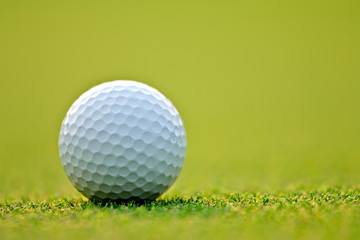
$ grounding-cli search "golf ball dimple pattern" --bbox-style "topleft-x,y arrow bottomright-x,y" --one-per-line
59,81 -> 186,201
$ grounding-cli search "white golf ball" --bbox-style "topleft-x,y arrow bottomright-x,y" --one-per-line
58,80 -> 187,201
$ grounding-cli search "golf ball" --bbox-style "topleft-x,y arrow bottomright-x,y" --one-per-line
58,80 -> 187,201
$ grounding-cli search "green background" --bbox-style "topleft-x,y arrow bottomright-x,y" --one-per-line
0,0 -> 360,239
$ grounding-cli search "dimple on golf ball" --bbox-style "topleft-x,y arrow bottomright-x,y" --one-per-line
58,80 -> 187,201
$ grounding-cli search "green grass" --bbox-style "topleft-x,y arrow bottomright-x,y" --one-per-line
2,189 -> 360,240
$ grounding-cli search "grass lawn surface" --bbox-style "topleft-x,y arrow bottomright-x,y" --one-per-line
2,190 -> 360,240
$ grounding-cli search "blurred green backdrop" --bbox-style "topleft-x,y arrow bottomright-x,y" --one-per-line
0,0 -> 359,199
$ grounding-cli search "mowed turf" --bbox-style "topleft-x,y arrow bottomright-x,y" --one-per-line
1,0 -> 360,239
1,190 -> 360,240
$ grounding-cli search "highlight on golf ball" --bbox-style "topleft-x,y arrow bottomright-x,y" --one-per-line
58,80 -> 187,201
